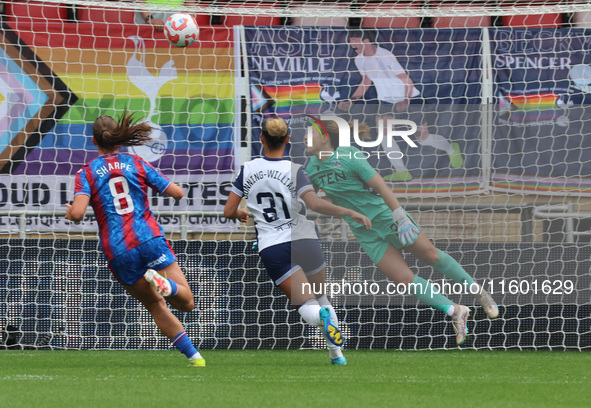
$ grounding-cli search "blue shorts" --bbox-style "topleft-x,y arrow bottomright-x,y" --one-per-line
259,239 -> 326,286
108,236 -> 177,285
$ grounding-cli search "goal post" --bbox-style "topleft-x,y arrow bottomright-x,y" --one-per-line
1,0 -> 591,351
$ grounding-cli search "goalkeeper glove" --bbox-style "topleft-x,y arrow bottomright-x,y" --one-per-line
392,207 -> 420,247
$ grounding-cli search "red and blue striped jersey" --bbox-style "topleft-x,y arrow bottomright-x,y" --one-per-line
74,153 -> 172,260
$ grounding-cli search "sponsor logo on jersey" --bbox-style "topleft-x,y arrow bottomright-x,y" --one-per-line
147,253 -> 167,268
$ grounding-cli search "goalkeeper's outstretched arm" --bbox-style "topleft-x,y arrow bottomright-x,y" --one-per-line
366,173 -> 403,211
301,189 -> 372,229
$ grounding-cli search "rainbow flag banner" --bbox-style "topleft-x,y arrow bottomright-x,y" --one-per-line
492,28 -> 591,196
498,92 -> 564,124
261,83 -> 325,117
491,174 -> 591,195
0,21 -> 238,223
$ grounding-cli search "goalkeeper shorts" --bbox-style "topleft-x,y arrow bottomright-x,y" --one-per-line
350,210 -> 419,265
259,239 -> 326,286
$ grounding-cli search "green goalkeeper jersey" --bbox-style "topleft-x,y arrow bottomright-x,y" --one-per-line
306,146 -> 389,226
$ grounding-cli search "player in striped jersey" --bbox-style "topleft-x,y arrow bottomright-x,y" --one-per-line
305,120 -> 499,346
224,116 -> 371,365
65,112 -> 205,367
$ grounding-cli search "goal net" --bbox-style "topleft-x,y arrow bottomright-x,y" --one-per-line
1,0 -> 591,351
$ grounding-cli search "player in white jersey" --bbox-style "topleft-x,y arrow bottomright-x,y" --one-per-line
224,117 -> 371,365
338,29 -> 463,182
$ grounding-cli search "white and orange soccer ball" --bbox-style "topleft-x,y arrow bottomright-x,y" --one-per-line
164,13 -> 199,48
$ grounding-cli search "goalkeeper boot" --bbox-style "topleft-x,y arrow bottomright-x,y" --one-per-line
189,357 -> 206,367
451,304 -> 470,345
144,269 -> 173,297
475,285 -> 499,319
320,307 -> 344,347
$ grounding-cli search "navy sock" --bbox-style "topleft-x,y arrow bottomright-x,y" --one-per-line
168,279 -> 179,296
172,331 -> 198,359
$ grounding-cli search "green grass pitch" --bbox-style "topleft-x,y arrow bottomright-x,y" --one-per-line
1,350 -> 590,407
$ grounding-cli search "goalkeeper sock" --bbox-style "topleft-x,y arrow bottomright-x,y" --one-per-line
446,304 -> 455,317
297,299 -> 322,327
317,294 -> 344,358
172,331 -> 199,360
409,275 -> 454,314
432,250 -> 475,286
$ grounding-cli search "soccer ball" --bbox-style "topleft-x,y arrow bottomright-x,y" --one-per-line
164,13 -> 199,48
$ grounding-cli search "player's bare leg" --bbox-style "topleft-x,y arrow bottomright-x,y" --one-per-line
145,262 -> 194,312
125,278 -> 205,366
